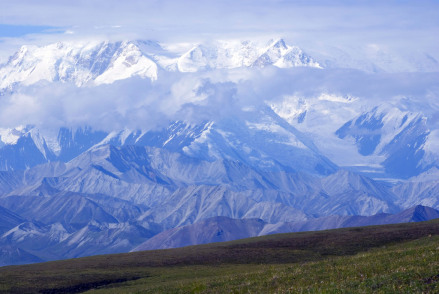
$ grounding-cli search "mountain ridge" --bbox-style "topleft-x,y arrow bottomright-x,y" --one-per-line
0,38 -> 321,92
133,205 -> 439,251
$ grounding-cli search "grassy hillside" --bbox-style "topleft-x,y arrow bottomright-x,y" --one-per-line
1,220 -> 439,293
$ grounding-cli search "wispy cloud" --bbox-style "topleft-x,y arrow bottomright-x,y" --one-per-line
1,1 -> 438,50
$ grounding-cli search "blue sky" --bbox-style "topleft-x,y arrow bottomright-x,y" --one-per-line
0,24 -> 62,38
1,1 -> 438,38
0,0 -> 438,61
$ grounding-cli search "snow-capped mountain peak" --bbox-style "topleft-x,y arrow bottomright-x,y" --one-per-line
0,38 -> 321,91
252,38 -> 321,68
0,40 -> 158,90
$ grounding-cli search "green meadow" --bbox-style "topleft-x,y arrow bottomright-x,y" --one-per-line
1,220 -> 438,293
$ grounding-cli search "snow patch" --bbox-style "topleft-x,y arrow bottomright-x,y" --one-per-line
0,127 -> 25,145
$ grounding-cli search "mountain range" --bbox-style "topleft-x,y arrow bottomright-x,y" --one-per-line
0,38 -> 438,266
0,38 -> 320,92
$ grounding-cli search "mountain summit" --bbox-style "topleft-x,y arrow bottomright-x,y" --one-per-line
0,39 -> 321,91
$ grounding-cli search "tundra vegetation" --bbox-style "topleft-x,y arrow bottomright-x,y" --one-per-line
0,219 -> 438,293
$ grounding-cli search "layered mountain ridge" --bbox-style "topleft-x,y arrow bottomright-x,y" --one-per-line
133,205 -> 439,251
1,142 -> 438,265
0,37 -> 438,266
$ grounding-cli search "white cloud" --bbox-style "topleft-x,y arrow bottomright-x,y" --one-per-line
0,67 -> 437,132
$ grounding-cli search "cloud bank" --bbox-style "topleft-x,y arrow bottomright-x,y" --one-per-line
0,67 -> 438,132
